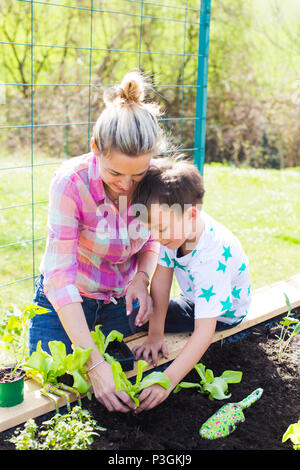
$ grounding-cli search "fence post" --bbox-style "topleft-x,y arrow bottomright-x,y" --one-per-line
193,0 -> 211,175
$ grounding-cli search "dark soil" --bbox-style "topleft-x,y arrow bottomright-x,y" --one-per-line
0,310 -> 299,452
0,367 -> 25,383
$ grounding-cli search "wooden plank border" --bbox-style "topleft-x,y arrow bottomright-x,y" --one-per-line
125,273 -> 300,377
1,273 -> 299,432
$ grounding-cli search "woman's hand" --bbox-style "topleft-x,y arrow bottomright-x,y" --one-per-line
88,360 -> 136,413
132,336 -> 168,367
125,272 -> 153,327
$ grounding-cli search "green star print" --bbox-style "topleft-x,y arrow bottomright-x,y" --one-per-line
173,259 -> 186,271
222,246 -> 232,262
238,263 -> 246,274
217,261 -> 227,273
220,296 -> 233,312
160,252 -> 172,267
231,286 -> 242,299
222,309 -> 237,319
198,285 -> 216,302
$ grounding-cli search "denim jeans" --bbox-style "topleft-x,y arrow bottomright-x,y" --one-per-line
164,295 -> 241,333
133,294 -> 242,335
29,275 -> 140,355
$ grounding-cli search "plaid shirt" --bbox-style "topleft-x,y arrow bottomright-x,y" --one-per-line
40,153 -> 159,311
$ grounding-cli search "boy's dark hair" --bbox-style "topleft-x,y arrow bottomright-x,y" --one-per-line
132,156 -> 205,213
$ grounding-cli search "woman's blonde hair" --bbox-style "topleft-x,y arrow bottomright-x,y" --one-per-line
93,72 -> 166,157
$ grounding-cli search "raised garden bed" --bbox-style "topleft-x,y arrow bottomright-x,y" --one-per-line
0,308 -> 299,451
0,276 -> 299,451
90,309 -> 300,451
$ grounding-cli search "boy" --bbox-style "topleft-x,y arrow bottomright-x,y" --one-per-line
131,157 -> 251,412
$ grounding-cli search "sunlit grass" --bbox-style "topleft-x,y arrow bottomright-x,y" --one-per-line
0,154 -> 299,314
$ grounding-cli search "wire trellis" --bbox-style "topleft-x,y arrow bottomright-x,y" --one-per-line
0,0 -> 211,303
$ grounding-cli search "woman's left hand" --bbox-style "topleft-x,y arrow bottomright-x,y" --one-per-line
125,272 -> 153,327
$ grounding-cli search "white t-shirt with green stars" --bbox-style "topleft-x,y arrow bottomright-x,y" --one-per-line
158,212 -> 251,325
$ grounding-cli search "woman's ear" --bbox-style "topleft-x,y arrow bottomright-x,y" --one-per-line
90,137 -> 100,156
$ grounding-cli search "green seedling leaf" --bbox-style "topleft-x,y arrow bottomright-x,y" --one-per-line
136,359 -> 148,385
104,330 -> 123,350
65,345 -> 92,394
277,293 -> 300,360
282,420 -> 300,450
204,368 -> 215,384
0,303 -> 50,376
24,341 -> 92,395
203,377 -> 232,400
91,325 -> 106,355
174,362 -> 243,400
1,333 -> 14,344
194,363 -> 206,382
280,317 -> 299,327
23,341 -> 55,384
48,341 -> 68,378
139,371 -> 172,392
220,370 -> 243,384
173,382 -> 202,393
292,323 -> 300,335
112,359 -> 171,407
91,325 -> 125,364
6,316 -> 22,330
284,292 -> 292,312
91,325 -> 124,364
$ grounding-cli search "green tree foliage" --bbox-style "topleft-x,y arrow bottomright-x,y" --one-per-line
1,0 -> 299,167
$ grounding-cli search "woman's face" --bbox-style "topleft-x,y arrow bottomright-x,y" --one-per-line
92,141 -> 152,197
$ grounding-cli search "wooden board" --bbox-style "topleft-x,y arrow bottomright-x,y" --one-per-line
1,273 -> 299,432
0,379 -> 80,432
125,273 -> 300,377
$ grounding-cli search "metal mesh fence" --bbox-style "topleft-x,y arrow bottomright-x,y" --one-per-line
0,0 -> 211,308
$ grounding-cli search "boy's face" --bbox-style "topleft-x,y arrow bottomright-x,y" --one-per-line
149,204 -> 195,250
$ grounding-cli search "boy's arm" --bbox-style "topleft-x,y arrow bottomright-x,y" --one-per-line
149,263 -> 174,335
164,316 -> 216,388
132,263 -> 173,365
136,316 -> 217,413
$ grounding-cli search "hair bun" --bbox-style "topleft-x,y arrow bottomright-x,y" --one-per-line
119,72 -> 145,104
103,72 -> 146,106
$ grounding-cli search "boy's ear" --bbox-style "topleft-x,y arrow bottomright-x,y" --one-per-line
187,205 -> 198,219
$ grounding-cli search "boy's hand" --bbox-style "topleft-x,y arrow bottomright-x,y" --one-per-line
132,337 -> 168,367
135,383 -> 172,413
125,273 -> 153,327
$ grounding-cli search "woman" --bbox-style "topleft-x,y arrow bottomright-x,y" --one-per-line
29,72 -> 167,413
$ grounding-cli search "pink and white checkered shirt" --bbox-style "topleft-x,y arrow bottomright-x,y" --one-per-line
40,152 -> 159,311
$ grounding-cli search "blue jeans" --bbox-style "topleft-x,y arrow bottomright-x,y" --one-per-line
134,294 -> 242,334
29,275 -> 140,355
164,295 -> 241,333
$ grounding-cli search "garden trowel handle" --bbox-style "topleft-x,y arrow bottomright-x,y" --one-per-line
238,388 -> 264,410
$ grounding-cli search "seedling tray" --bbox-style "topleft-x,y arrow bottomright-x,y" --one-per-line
106,340 -> 135,371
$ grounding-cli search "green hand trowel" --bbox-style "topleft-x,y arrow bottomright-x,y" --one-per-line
199,388 -> 263,439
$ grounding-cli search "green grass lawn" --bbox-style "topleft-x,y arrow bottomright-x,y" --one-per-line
0,154 -> 299,314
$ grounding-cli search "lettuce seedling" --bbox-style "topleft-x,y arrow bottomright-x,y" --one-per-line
23,340 -> 92,408
0,304 -> 49,379
282,420 -> 300,450
173,363 -> 242,400
112,359 -> 171,407
276,293 -> 300,360
91,325 -> 123,364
